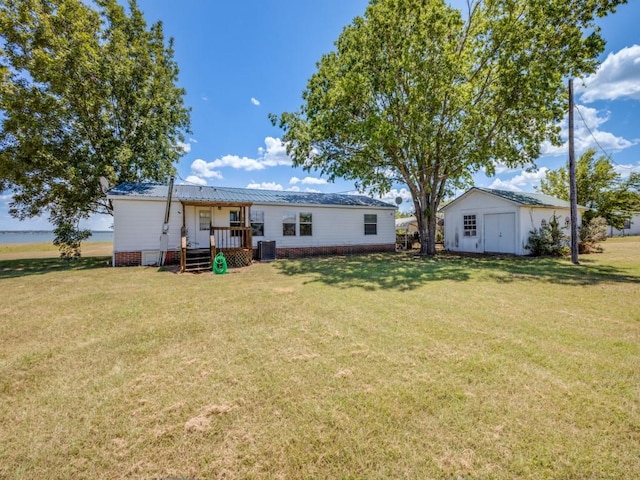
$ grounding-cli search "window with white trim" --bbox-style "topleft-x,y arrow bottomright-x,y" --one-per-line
300,212 -> 312,236
463,214 -> 477,237
364,214 -> 377,235
251,210 -> 264,237
283,211 -> 296,236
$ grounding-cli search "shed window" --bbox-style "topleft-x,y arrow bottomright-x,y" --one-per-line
230,210 -> 241,237
251,210 -> 264,237
463,214 -> 477,237
364,214 -> 377,235
300,213 -> 312,236
283,211 -> 296,236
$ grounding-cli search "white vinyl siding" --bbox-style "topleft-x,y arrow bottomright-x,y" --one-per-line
111,198 -> 396,253
252,206 -> 394,248
112,198 -> 182,252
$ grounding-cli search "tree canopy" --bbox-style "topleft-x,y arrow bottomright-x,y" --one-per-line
0,0 -> 190,255
539,149 -> 640,229
272,0 -> 627,254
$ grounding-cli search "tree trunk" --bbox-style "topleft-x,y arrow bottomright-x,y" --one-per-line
416,195 -> 438,256
416,209 -> 437,255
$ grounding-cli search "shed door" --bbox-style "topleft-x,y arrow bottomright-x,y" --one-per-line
484,213 -> 515,254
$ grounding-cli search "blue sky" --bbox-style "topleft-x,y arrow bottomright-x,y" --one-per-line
1,0 -> 639,230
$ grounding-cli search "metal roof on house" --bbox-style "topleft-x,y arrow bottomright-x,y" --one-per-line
107,182 -> 396,208
439,187 -> 586,211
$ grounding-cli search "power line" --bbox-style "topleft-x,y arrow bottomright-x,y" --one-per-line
574,105 -> 639,171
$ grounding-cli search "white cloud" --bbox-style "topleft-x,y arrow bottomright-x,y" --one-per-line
246,182 -> 283,191
201,96 -> 208,101
184,175 -> 208,186
578,45 -> 640,102
303,188 -> 322,193
189,137 -> 198,144
488,168 -> 549,191
189,137 -> 293,182
614,162 -> 640,177
290,176 -> 327,185
257,137 -> 292,168
205,155 -> 267,171
177,141 -> 191,154
540,104 -> 636,156
190,159 -> 224,179
377,188 -> 413,206
0,193 -> 13,202
251,97 -> 260,106
288,186 -> 301,192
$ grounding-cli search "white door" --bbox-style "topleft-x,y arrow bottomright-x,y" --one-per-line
484,213 -> 515,254
194,208 -> 211,249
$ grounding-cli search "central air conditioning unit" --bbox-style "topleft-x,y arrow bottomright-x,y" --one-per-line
258,240 -> 276,261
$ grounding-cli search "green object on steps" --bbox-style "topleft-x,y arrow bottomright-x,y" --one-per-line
213,252 -> 228,274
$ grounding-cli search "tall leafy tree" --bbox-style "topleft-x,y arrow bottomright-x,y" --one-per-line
0,0 -> 190,255
539,149 -> 640,229
272,0 -> 626,255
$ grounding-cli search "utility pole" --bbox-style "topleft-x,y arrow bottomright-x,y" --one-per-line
568,79 -> 579,264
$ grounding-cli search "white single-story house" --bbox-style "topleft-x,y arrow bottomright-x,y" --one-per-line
107,182 -> 396,270
440,187 -> 586,255
608,213 -> 640,236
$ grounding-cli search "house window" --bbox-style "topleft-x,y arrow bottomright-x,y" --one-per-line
283,211 -> 296,236
565,216 -> 570,228
199,210 -> 210,231
541,219 -> 547,229
230,210 -> 241,237
463,214 -> 477,237
251,210 -> 264,237
364,214 -> 377,235
300,212 -> 312,236
623,218 -> 631,229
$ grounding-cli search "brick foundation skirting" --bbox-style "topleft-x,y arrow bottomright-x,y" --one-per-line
115,244 -> 394,267
114,250 -> 180,267
253,243 -> 395,260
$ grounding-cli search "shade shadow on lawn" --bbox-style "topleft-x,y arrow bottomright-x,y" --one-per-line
0,256 -> 111,279
274,252 -> 640,291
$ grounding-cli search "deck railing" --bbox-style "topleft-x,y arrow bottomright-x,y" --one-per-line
210,226 -> 252,250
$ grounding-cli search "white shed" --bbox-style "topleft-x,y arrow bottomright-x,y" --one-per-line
441,188 -> 585,255
107,182 -> 396,269
608,213 -> 640,237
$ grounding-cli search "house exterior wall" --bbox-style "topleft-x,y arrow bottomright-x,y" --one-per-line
443,191 -> 580,255
443,191 -> 520,254
250,204 -> 395,248
112,198 -> 183,252
518,207 -> 576,254
110,197 -> 395,266
608,213 -> 640,236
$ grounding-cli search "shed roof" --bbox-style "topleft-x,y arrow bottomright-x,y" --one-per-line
107,182 -> 396,208
440,187 -> 586,211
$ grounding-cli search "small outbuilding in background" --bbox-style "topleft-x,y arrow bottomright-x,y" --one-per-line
441,188 -> 587,255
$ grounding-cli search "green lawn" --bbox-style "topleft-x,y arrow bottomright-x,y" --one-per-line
1,238 -> 638,479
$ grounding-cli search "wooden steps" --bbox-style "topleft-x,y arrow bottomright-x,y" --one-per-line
185,249 -> 212,273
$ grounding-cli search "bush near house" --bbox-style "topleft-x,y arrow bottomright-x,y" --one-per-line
527,214 -> 568,256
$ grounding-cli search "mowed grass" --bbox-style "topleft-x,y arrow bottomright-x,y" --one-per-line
1,238 -> 638,479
